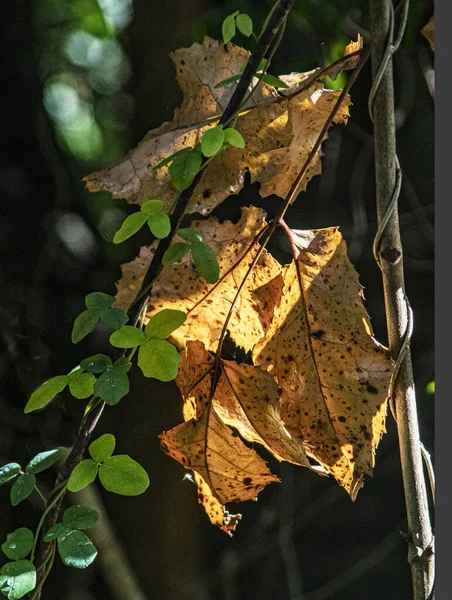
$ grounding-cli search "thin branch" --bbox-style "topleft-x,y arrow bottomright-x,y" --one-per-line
369,1 -> 434,598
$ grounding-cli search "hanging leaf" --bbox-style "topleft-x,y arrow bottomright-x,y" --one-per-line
1,529 -> 34,561
113,211 -> 148,244
25,449 -> 63,475
71,310 -> 99,344
24,375 -> 68,413
67,459 -> 98,492
10,474 -> 36,507
98,455 -> 149,496
0,560 -> 36,600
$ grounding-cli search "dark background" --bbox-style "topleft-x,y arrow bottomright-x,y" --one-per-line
0,1 -> 434,599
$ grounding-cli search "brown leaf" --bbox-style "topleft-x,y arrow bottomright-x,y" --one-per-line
113,244 -> 158,312
85,37 -> 350,215
176,340 -> 213,421
421,16 -> 435,52
116,206 -> 283,352
253,228 -> 393,499
327,35 -> 363,81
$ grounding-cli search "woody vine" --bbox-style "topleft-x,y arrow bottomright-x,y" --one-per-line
0,1 -> 434,599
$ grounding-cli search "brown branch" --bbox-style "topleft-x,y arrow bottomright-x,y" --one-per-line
369,1 -> 434,598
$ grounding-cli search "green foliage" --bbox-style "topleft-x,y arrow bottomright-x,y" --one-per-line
236,13 -> 253,37
80,354 -> 113,373
67,460 -> 98,492
1,529 -> 34,561
138,339 -> 181,381
191,241 -> 220,284
94,369 -> 130,405
25,449 -> 63,475
221,11 -> 253,44
0,465 -> 21,487
113,199 -> 171,243
62,506 -> 99,531
222,14 -> 236,44
110,326 -> 147,348
214,58 -> 287,90
89,434 -> 116,463
113,211 -> 148,244
223,128 -> 245,148
68,371 -> 96,399
177,228 -> 202,243
0,560 -> 36,599
168,147 -> 203,191
162,242 -> 191,265
43,524 -> 67,542
57,530 -> 97,569
141,199 -> 164,214
24,375 -> 68,413
147,212 -> 171,239
98,455 -> 149,496
71,293 -> 128,343
201,126 -> 225,157
10,475 -> 36,507
71,310 -> 100,344
144,309 -> 186,339
257,73 -> 289,88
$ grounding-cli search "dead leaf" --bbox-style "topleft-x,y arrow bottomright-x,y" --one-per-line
85,36 -> 350,215
327,35 -> 363,81
115,206 -> 283,352
421,16 -> 434,52
253,227 -> 393,499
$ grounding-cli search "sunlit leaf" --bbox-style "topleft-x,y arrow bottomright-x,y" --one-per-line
98,455 -> 149,496
89,434 -> 116,463
63,506 -> 99,531
138,339 -> 181,381
24,375 -> 68,413
144,309 -> 187,339
1,529 -> 34,561
25,449 -> 63,475
94,369 -> 129,405
191,241 -> 220,283
109,326 -> 146,348
0,560 -> 36,600
67,459 -> 98,492
162,242 -> 191,266
113,211 -> 147,244
57,530 -> 97,569
147,212 -> 171,239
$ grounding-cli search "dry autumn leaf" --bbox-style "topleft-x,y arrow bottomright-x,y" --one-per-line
85,36 -> 350,215
421,16 -> 434,52
253,227 -> 393,499
115,206 -> 283,353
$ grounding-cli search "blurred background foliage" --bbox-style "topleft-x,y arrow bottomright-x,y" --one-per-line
0,1 -> 433,599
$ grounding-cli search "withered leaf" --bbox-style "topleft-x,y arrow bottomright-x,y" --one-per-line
421,16 -> 435,52
253,228 -> 393,499
85,37 -> 351,215
115,206 -> 283,352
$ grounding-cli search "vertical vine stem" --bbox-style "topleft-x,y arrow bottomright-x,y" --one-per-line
369,1 -> 434,598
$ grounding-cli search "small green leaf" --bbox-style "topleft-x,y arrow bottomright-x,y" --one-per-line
257,73 -> 289,88
99,455 -> 149,496
177,227 -> 202,243
68,372 -> 96,400
236,13 -> 253,37
168,148 -> 202,191
162,242 -> 191,266
71,310 -> 99,344
67,460 -> 98,492
63,506 -> 99,531
89,434 -> 116,463
57,530 -> 97,569
145,309 -> 186,339
426,381 -> 435,394
94,369 -> 129,405
113,357 -> 132,373
138,339 -> 181,381
1,529 -> 34,561
85,292 -> 115,312
153,148 -> 189,170
0,464 -> 21,487
214,74 -> 242,89
10,475 -> 36,507
43,523 -> 67,542
113,211 -> 147,244
0,560 -> 36,600
109,326 -> 147,348
25,449 -> 63,475
201,126 -> 225,158
99,307 -> 129,330
222,14 -> 236,43
80,354 -> 112,373
191,241 -> 220,284
24,375 -> 68,414
257,58 -> 269,71
141,199 -> 163,214
147,213 -> 171,239
224,128 -> 245,148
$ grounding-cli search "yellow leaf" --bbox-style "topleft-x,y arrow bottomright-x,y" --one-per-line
253,228 -> 393,499
84,37 -> 351,215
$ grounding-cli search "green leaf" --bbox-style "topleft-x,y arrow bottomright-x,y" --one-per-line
177,227 -> 202,243
63,506 -> 99,531
257,58 -> 269,71
85,292 -> 115,312
113,211 -> 147,244
0,464 -> 21,487
168,148 -> 202,191
153,148 -> 189,170
71,310 -> 99,344
141,199 -> 163,215
94,369 -> 129,405
257,73 -> 289,88
113,357 -> 132,373
201,126 -> 225,158
10,475 -> 36,507
145,309 -> 187,339
99,455 -> 149,496
224,128 -> 245,148
67,460 -> 98,492
68,372 -> 96,400
138,339 -> 181,381
24,375 -> 68,413
57,530 -> 97,569
147,213 -> 171,239
0,560 -> 36,600
191,241 -> 220,284
43,523 -> 67,542
162,242 -> 191,266
80,354 -> 112,373
89,434 -> 116,463
99,306 -> 129,330
214,74 -> 242,89
25,449 -> 63,475
109,326 -> 147,348
222,14 -> 236,43
236,13 -> 253,37
1,529 -> 34,561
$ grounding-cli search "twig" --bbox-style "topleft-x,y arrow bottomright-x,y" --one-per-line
369,1 -> 434,598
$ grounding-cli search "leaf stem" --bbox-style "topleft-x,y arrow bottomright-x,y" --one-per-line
30,485 -> 66,564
